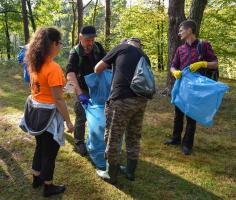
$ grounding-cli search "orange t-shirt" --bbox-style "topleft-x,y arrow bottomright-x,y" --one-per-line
29,58 -> 65,104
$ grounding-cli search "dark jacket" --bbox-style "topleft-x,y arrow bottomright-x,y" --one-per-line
66,42 -> 106,92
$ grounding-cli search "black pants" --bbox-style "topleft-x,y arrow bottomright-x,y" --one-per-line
172,106 -> 196,149
32,132 -> 60,181
74,101 -> 86,144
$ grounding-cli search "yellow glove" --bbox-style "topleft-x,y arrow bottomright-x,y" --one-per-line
190,61 -> 208,72
172,70 -> 182,79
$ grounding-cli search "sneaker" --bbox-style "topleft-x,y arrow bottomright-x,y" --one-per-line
43,184 -> 65,197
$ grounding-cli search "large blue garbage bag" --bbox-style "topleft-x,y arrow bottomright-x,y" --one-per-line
84,70 -> 112,105
84,70 -> 112,170
171,67 -> 229,127
85,104 -> 106,169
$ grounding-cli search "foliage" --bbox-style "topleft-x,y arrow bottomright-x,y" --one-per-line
200,0 -> 236,79
109,2 -> 168,69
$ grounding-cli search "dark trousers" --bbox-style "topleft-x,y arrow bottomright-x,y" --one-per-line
172,106 -> 196,149
74,101 -> 86,144
32,132 -> 60,181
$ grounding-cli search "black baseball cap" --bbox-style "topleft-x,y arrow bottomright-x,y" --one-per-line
80,26 -> 97,38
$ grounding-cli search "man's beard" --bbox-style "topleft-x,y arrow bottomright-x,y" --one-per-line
84,46 -> 93,54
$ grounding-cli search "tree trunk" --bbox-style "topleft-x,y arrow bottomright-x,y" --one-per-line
77,0 -> 83,34
3,13 -> 11,60
160,19 -> 164,70
105,0 -> 111,50
21,0 -> 30,43
26,0 -> 36,32
166,0 -> 186,90
92,0 -> 98,26
189,0 -> 208,37
157,22 -> 161,70
160,0 -> 164,70
71,2 -> 77,47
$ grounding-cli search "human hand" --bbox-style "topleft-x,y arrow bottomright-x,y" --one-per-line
66,121 -> 74,133
78,94 -> 90,105
172,70 -> 182,79
190,61 -> 207,72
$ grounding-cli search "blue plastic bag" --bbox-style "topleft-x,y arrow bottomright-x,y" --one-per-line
17,47 -> 30,83
84,69 -> 112,105
171,67 -> 229,126
85,104 -> 106,170
84,70 -> 112,169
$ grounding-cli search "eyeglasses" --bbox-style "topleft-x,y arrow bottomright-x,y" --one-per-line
58,41 -> 63,46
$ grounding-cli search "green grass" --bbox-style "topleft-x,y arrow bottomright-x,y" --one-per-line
0,62 -> 236,200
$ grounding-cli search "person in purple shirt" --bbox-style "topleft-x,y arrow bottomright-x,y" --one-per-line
164,19 -> 218,155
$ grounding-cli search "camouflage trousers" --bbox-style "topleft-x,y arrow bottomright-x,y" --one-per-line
105,97 -> 147,165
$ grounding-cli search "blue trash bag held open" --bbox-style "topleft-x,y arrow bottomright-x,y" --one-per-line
84,69 -> 112,105
84,70 -> 112,170
171,67 -> 229,127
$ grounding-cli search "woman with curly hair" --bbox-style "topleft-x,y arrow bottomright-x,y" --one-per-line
23,27 -> 74,197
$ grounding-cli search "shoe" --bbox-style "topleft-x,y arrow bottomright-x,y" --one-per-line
164,138 -> 181,145
120,159 -> 138,181
75,142 -> 87,156
182,146 -> 192,155
43,184 -> 65,197
96,161 -> 119,185
32,175 -> 43,188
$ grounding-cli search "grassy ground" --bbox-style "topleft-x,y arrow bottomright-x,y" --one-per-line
0,61 -> 236,200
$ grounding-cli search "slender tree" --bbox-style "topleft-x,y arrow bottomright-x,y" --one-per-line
77,0 -> 83,33
71,1 -> 77,47
3,12 -> 11,60
105,0 -> 111,49
26,0 -> 36,32
21,0 -> 30,43
92,0 -> 98,26
160,0 -> 164,70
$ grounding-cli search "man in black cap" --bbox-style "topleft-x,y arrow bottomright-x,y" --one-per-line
66,26 -> 106,156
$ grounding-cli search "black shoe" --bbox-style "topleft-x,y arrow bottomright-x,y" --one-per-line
43,184 -> 65,197
182,146 -> 192,155
32,175 -> 43,188
97,162 -> 119,185
75,142 -> 87,156
164,138 -> 181,145
120,159 -> 138,181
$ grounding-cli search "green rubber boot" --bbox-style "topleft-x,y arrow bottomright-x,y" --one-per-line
120,159 -> 138,181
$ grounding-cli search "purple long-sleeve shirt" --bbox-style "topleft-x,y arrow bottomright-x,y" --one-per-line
171,39 -> 218,70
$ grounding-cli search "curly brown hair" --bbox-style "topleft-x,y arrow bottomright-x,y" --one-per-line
25,27 -> 61,73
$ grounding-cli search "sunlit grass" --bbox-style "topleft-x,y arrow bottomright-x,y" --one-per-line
0,62 -> 235,200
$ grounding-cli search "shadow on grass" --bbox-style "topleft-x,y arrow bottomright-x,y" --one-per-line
65,131 -> 222,200
0,145 -> 64,200
116,159 -> 223,200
